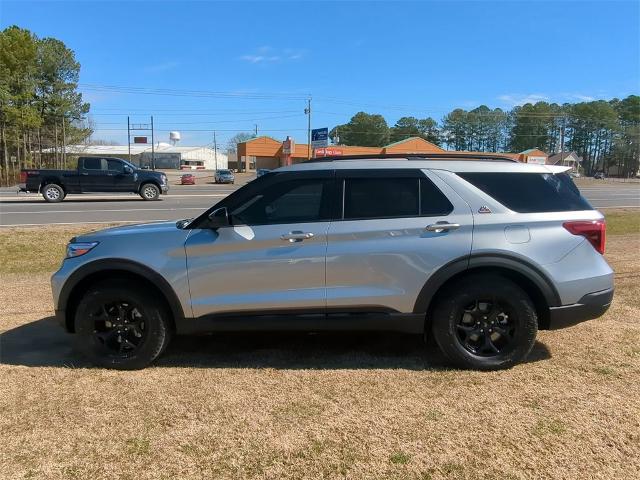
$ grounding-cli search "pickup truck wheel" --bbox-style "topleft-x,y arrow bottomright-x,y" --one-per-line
431,275 -> 538,370
42,183 -> 65,203
74,280 -> 172,370
140,183 -> 160,200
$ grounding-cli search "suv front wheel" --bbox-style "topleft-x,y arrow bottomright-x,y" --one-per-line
140,183 -> 160,200
431,274 -> 538,370
74,279 -> 172,369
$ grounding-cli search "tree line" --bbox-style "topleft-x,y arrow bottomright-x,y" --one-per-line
331,96 -> 639,176
0,26 -> 91,186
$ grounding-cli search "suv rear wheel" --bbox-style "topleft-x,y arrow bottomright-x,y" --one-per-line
42,183 -> 65,203
431,274 -> 538,370
74,280 -> 172,370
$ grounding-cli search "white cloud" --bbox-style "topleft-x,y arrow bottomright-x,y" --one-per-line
566,93 -> 596,102
497,93 -> 550,107
143,61 -> 180,73
240,47 -> 306,64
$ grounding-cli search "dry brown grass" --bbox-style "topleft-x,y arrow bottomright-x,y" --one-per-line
1,218 -> 639,479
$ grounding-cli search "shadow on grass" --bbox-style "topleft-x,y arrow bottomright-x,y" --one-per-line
0,316 -> 551,370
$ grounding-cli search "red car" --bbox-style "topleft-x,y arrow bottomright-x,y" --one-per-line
180,174 -> 196,185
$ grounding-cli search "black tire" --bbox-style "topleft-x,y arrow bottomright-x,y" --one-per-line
74,279 -> 172,370
42,183 -> 65,203
140,183 -> 160,201
431,274 -> 538,370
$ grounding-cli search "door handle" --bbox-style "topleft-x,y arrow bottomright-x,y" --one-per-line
80,172 -> 89,176
425,222 -> 461,233
281,231 -> 314,242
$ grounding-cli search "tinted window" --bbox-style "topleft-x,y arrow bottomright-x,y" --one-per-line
83,157 -> 103,170
230,179 -> 331,225
107,159 -> 124,172
344,178 -> 419,219
459,172 -> 593,213
421,178 -> 454,216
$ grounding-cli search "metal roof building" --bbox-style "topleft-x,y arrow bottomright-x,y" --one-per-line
49,143 -> 228,170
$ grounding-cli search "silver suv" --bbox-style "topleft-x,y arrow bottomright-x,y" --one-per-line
52,155 -> 614,370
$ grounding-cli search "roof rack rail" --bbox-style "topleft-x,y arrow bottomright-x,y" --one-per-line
305,153 -> 519,163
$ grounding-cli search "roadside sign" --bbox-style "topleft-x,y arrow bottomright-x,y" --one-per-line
311,128 -> 329,149
282,136 -> 295,154
133,136 -> 148,144
314,147 -> 343,157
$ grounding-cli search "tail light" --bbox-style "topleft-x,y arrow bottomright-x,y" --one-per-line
563,220 -> 606,254
19,171 -> 27,183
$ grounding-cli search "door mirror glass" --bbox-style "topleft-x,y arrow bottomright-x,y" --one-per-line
123,165 -> 133,174
207,207 -> 230,229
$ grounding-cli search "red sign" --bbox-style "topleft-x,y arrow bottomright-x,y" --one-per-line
133,136 -> 148,144
314,147 -> 343,157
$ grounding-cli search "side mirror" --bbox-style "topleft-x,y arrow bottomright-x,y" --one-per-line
124,166 -> 133,174
207,207 -> 230,229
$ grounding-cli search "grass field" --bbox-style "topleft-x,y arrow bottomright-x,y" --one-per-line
1,211 -> 639,479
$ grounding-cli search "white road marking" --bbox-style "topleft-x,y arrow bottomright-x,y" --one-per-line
0,193 -> 228,202
0,207 -> 205,215
595,205 -> 640,209
0,220 -> 149,227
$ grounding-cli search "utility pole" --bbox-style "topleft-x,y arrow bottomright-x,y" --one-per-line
127,116 -> 131,162
213,130 -> 218,171
305,98 -> 311,160
150,115 -> 155,170
254,124 -> 258,137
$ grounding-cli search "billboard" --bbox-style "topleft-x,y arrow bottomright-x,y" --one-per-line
311,128 -> 329,149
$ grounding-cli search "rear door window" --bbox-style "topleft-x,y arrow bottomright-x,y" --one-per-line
82,158 -> 103,170
459,172 -> 593,212
344,177 -> 419,220
341,173 -> 453,220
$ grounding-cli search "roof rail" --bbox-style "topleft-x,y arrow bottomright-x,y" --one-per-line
305,153 -> 519,163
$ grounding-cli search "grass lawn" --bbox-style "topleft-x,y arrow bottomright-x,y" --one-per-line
0,210 -> 638,479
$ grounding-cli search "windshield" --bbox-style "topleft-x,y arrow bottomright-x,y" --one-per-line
218,170 -> 232,174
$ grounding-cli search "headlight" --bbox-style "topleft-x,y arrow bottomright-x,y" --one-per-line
161,174 -> 167,184
66,242 -> 99,258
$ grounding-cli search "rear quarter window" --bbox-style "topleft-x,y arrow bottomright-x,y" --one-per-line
458,172 -> 593,213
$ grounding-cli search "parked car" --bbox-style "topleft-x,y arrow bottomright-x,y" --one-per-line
214,169 -> 235,184
52,154 -> 613,370
19,157 -> 168,202
594,172 -> 606,180
180,174 -> 196,185
256,168 -> 271,178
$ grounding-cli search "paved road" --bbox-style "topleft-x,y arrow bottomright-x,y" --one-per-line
0,180 -> 638,226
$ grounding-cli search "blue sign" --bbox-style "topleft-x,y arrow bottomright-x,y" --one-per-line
311,128 -> 329,148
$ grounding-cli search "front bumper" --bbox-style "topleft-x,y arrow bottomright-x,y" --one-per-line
548,288 -> 614,329
161,184 -> 169,193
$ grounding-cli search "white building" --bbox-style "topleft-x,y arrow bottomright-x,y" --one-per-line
50,143 -> 227,170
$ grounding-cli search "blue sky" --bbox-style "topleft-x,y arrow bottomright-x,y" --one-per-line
2,0 -> 638,147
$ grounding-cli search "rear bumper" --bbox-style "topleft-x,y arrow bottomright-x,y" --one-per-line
548,288 -> 614,329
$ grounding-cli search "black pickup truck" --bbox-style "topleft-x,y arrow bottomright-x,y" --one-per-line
19,156 -> 169,202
